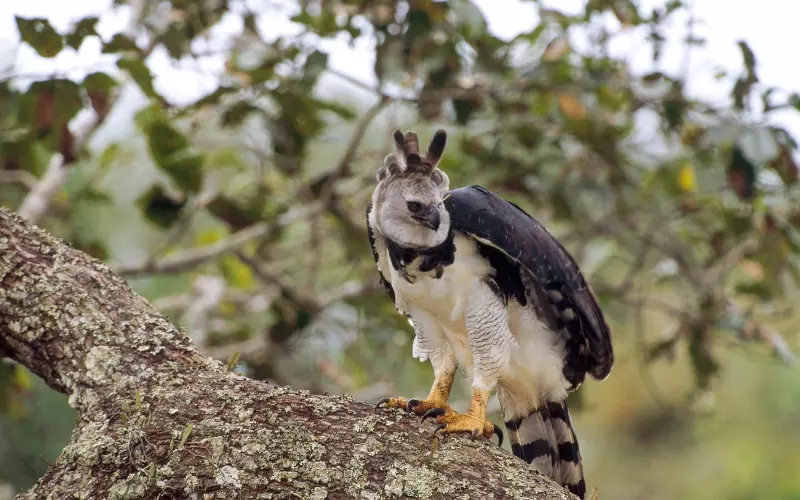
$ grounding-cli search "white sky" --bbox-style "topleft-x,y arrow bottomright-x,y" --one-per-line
0,0 -> 798,143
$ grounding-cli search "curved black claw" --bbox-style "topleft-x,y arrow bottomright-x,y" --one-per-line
405,398 -> 421,413
470,429 -> 480,440
493,425 -> 504,447
433,423 -> 447,438
375,397 -> 392,408
421,407 -> 447,424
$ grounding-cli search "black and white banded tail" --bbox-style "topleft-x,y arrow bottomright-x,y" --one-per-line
502,399 -> 586,499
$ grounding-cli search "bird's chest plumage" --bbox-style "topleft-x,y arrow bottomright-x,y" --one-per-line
386,234 -> 491,332
376,229 -> 571,405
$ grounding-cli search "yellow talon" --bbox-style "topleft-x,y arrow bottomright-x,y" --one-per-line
426,388 -> 503,445
376,371 -> 455,415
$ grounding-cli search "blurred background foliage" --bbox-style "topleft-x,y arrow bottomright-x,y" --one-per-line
1,0 -> 800,498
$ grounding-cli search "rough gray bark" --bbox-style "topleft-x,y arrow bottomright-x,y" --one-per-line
0,206 -> 575,500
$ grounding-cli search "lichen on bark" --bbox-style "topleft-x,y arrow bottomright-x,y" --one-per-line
0,207 -> 575,499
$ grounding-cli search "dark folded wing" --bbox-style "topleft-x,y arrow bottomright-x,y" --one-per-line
444,185 -> 613,386
366,202 -> 396,303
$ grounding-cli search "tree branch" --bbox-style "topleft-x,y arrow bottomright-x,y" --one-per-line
112,202 -> 325,278
0,206 -> 576,499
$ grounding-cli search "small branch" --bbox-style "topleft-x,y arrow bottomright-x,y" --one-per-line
16,154 -> 69,224
152,288 -> 260,312
707,234 -> 758,283
204,334 -> 271,363
0,170 -> 38,189
113,202 -> 324,278
326,67 -> 383,96
308,96 -> 389,200
725,299 -> 797,366
336,97 -> 389,177
236,252 -> 323,314
202,279 -> 383,364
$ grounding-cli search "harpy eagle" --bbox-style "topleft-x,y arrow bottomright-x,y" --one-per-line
367,129 -> 614,499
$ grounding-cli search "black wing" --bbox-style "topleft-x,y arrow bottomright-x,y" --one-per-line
444,185 -> 613,388
366,202 -> 396,303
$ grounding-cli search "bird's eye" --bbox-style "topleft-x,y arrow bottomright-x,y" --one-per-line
406,201 -> 422,213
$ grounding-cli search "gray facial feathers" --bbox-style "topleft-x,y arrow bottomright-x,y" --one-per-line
370,130 -> 453,249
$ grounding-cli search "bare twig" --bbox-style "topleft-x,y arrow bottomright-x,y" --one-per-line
0,170 -> 38,189
16,154 -> 70,224
707,234 -> 758,283
235,252 -> 322,314
725,299 -> 797,366
633,284 -> 679,413
203,279 -> 381,363
113,202 -> 324,277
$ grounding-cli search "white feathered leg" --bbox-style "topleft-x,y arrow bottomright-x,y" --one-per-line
377,308 -> 457,415
425,279 -> 512,444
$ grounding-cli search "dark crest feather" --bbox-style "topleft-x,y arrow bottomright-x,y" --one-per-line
391,129 -> 449,175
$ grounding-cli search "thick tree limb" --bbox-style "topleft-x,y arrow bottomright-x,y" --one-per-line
0,206 -> 575,499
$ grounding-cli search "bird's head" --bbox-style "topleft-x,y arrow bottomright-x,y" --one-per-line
370,129 -> 451,249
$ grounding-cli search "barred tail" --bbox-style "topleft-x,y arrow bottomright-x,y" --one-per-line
502,400 -> 586,499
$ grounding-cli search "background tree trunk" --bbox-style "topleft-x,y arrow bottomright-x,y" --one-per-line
0,207 -> 574,500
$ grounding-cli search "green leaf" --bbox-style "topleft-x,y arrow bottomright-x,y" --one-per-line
520,23 -> 547,44
453,97 -> 480,125
159,24 -> 189,59
732,77 -> 752,111
83,72 -> 118,92
645,336 -> 679,363
117,57 -> 157,98
290,10 -> 340,36
219,255 -> 255,289
26,78 -> 83,127
733,280 -> 772,301
102,33 -> 139,53
82,187 -> 112,204
145,121 -> 205,193
73,240 -> 109,261
316,99 -> 356,121
65,16 -> 99,50
98,143 -> 121,169
768,144 -> 799,185
207,195 -> 262,230
188,85 -> 237,109
302,50 -> 328,84
791,93 -> 800,112
452,0 -> 487,35
225,352 -> 241,372
728,145 -> 757,201
737,40 -> 757,79
221,101 -> 259,128
179,423 -> 193,447
663,94 -> 685,131
136,184 -> 186,228
15,17 -> 64,58
688,325 -> 719,390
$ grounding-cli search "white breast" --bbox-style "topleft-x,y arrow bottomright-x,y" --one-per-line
386,233 -> 570,413
389,235 -> 489,322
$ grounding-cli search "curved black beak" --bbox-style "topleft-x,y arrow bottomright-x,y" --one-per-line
412,205 -> 440,231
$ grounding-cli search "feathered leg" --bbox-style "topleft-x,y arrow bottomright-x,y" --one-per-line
500,393 -> 586,499
377,310 -> 457,416
421,279 -> 512,445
